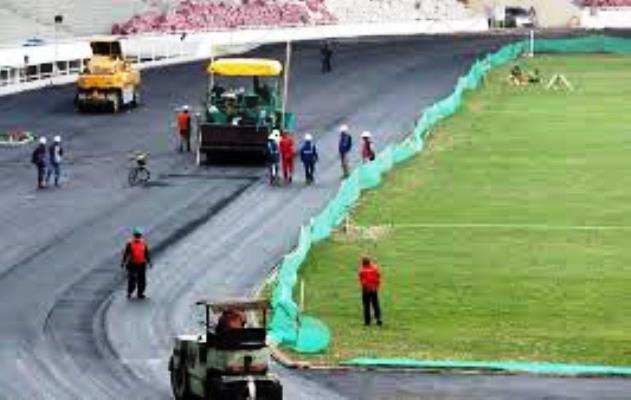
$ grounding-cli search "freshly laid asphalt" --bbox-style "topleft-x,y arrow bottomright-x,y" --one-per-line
0,34 -> 628,399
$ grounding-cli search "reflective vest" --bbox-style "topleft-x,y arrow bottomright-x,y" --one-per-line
177,111 -> 191,132
129,238 -> 147,264
359,264 -> 381,291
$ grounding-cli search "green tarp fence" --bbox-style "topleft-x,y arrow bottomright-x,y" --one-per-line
268,35 -> 631,355
342,358 -> 631,376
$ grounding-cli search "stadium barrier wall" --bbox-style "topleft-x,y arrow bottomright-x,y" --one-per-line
268,34 -> 631,376
581,7 -> 631,29
0,18 -> 487,97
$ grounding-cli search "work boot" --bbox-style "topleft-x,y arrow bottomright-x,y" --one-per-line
138,293 -> 146,299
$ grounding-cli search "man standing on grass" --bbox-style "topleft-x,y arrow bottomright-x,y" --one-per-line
358,256 -> 382,326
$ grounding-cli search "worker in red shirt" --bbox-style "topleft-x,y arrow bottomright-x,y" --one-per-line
120,227 -> 153,299
358,256 -> 382,326
279,130 -> 295,183
177,105 -> 191,152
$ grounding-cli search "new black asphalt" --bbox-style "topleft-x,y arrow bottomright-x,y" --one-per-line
0,34 -> 628,399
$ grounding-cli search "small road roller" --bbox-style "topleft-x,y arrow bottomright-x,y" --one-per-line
169,299 -> 282,399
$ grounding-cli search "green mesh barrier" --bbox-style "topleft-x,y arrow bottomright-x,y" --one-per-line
341,358 -> 631,376
269,36 -> 631,354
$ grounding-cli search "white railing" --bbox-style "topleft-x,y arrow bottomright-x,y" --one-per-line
0,17 -> 488,97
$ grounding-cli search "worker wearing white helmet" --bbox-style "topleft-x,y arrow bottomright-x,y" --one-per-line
361,131 -> 375,162
300,133 -> 319,184
177,105 -> 191,152
338,124 -> 352,178
46,135 -> 64,187
266,132 -> 281,185
31,136 -> 48,189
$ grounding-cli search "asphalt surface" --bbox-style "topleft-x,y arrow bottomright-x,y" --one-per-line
0,34 -> 628,399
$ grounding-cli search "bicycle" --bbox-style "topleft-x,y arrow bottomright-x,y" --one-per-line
128,152 -> 151,186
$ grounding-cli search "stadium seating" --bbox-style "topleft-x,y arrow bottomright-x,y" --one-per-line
0,0 -> 146,43
113,0 -> 471,35
0,0 -> 473,43
112,1 -> 337,35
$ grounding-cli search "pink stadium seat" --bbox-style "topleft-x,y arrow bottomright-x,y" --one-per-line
113,0 -> 337,35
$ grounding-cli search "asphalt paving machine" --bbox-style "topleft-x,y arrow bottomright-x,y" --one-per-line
75,37 -> 141,112
198,58 -> 295,161
169,299 -> 282,400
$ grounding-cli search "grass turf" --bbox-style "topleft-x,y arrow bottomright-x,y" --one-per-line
295,55 -> 631,365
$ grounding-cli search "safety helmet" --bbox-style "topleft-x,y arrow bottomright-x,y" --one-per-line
39,137 -> 47,144
340,124 -> 349,132
268,133 -> 276,140
182,105 -> 189,111
272,129 -> 281,137
304,133 -> 313,141
132,226 -> 144,236
53,135 -> 61,143
360,131 -> 372,138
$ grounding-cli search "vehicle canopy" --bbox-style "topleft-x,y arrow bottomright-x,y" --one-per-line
207,58 -> 283,77
90,37 -> 124,58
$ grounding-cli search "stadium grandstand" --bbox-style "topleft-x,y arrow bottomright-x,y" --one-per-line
0,0 -> 473,43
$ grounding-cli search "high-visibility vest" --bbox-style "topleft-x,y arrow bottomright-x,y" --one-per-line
129,238 -> 147,264
177,112 -> 190,132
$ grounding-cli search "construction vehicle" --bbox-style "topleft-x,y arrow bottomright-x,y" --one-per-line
169,299 -> 282,400
199,58 -> 295,162
75,37 -> 141,112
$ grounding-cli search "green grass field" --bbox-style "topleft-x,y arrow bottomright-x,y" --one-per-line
296,55 -> 631,365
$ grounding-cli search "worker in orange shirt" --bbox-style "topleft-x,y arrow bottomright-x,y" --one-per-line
177,105 -> 191,152
358,256 -> 382,326
279,131 -> 295,184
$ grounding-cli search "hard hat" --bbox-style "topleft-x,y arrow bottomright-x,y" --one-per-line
39,137 -> 47,144
132,226 -> 144,236
182,105 -> 189,111
53,135 -> 61,143
272,129 -> 281,137
360,131 -> 372,138
340,124 -> 349,132
268,133 -> 276,140
304,133 -> 313,141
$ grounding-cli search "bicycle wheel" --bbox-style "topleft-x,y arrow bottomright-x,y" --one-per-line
128,168 -> 139,186
136,168 -> 151,185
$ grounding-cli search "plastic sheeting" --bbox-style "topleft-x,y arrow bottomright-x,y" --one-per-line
268,36 -> 631,354
341,358 -> 631,376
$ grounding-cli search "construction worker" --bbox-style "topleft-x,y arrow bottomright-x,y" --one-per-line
46,135 -> 64,187
360,131 -> 375,163
31,137 -> 48,189
338,124 -> 352,178
267,133 -> 280,185
300,133 -> 318,184
177,105 -> 192,152
279,131 -> 295,184
358,256 -> 382,326
120,227 -> 153,299
321,42 -> 333,74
